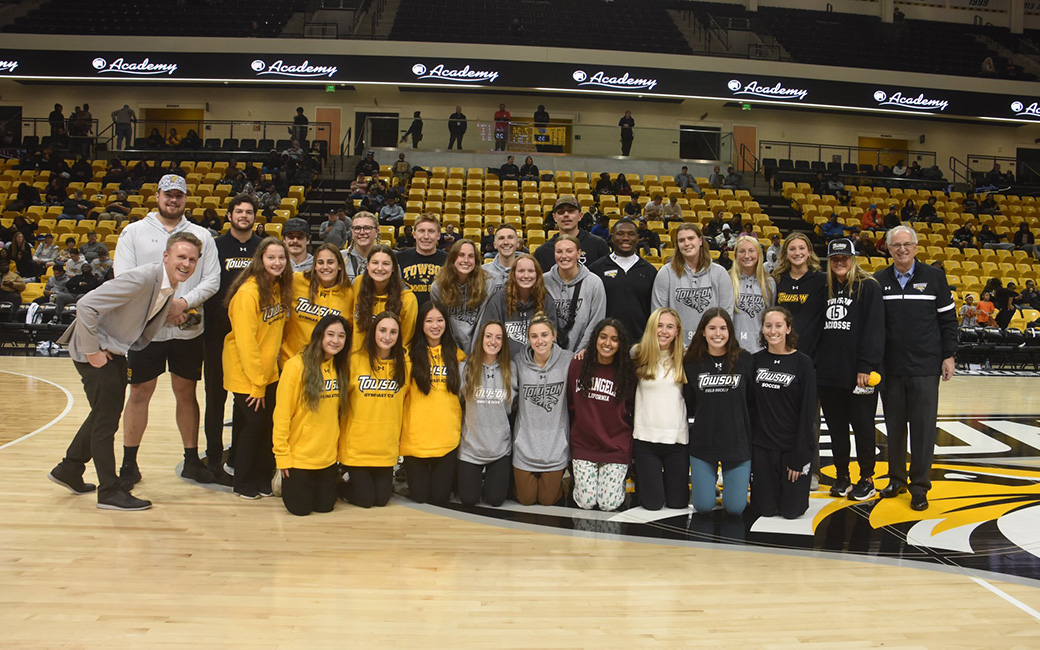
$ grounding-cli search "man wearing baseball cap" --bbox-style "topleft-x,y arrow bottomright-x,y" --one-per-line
282,217 -> 313,272
533,195 -> 609,273
112,173 -> 220,489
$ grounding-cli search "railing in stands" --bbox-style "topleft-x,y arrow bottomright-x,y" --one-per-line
332,126 -> 353,180
948,156 -> 973,187
738,143 -> 760,182
963,153 -> 1019,189
304,22 -> 338,38
706,14 -> 730,52
759,140 -> 939,170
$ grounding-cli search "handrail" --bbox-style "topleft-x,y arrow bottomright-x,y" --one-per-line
738,143 -> 760,182
757,139 -> 938,169
948,156 -> 974,186
707,14 -> 730,51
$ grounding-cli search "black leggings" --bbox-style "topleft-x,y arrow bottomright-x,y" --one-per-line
457,456 -> 511,507
343,466 -> 394,508
403,449 -> 457,504
281,465 -> 338,516
819,385 -> 878,480
632,439 -> 689,510
751,445 -> 810,519
231,383 -> 277,494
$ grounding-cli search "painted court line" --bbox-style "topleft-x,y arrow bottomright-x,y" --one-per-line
0,369 -> 74,451
972,577 -> 1040,622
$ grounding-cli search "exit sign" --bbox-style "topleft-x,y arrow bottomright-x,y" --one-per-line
326,85 -> 336,93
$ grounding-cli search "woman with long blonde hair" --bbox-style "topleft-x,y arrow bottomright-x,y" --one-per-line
430,238 -> 490,354
729,236 -> 775,353
772,231 -> 826,360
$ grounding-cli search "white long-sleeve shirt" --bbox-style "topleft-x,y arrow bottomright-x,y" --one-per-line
113,211 -> 219,341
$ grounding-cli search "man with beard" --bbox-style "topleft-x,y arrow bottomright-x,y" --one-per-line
588,218 -> 656,340
341,211 -> 379,284
202,195 -> 262,479
282,218 -> 313,272
397,214 -> 447,305
534,195 -> 609,272
112,174 -> 220,488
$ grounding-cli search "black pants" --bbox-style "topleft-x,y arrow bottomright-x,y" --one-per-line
343,466 -> 394,508
751,445 -> 810,519
632,439 -> 689,510
819,385 -> 878,480
403,449 -> 457,504
881,374 -> 939,495
621,134 -> 633,156
448,133 -> 463,149
281,465 -> 338,516
63,357 -> 128,498
202,323 -> 240,466
231,383 -> 277,494
996,308 -> 1015,329
457,456 -> 511,506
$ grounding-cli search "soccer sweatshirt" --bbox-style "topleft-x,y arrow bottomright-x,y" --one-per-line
567,358 -> 634,465
272,355 -> 345,470
340,350 -> 411,467
349,283 -> 418,353
512,344 -> 574,472
651,261 -> 734,348
400,345 -> 465,458
683,350 -> 754,464
430,279 -> 485,355
544,263 -> 607,353
751,349 -> 817,474
632,358 -> 688,445
815,278 -> 884,390
222,277 -> 286,398
281,272 -> 355,363
732,274 -> 776,354
774,270 -> 827,360
476,286 -> 559,358
458,358 -> 518,465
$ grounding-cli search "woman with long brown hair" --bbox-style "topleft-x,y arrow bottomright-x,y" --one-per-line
351,244 -> 417,352
430,238 -> 490,354
476,253 -> 557,357
281,243 -> 354,363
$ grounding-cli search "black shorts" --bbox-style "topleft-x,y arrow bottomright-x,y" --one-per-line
127,336 -> 205,384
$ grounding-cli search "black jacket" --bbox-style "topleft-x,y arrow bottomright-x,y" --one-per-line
815,278 -> 884,389
874,262 -> 958,376
588,253 -> 656,341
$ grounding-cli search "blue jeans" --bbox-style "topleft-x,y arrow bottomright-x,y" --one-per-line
690,456 -> 751,515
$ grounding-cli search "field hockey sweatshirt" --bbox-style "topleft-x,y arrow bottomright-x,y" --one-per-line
751,350 -> 817,474
683,351 -> 754,464
476,287 -> 558,357
281,272 -> 355,363
430,279 -> 484,355
458,359 -> 518,465
733,274 -> 776,354
340,350 -> 411,467
567,358 -> 634,465
349,284 -> 418,352
512,344 -> 573,472
815,279 -> 884,390
223,277 -> 286,397
632,358 -> 688,445
272,355 -> 345,470
400,345 -> 465,458
544,264 -> 607,353
651,262 -> 734,348
775,270 -> 827,360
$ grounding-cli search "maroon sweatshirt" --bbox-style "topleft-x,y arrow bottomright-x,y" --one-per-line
567,358 -> 634,464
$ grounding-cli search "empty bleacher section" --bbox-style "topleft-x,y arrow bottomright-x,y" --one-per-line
390,0 -> 693,55
3,0 -> 302,36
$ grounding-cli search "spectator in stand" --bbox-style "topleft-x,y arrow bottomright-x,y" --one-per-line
91,248 -> 113,281
34,233 -> 59,272
44,177 -> 67,206
378,196 -> 405,227
612,173 -> 632,196
1014,223 -> 1040,261
283,140 -> 304,162
48,103 -> 65,137
181,129 -> 202,149
355,151 -> 379,178
662,196 -> 683,224
723,166 -> 744,190
714,223 -> 737,252
198,207 -> 222,235
520,156 -> 539,182
145,128 -> 165,149
499,155 -> 520,182
962,192 -> 980,216
993,280 -> 1018,329
891,160 -> 907,177
883,205 -> 901,230
618,111 -> 634,156
80,231 -> 108,262
320,210 -> 350,249
635,218 -> 662,256
111,104 -> 137,151
101,159 -> 129,187
393,153 -> 411,189
951,222 -> 976,251
978,195 -> 999,215
68,157 -> 93,184
675,165 -> 696,194
291,107 -> 309,142
0,257 -> 26,319
494,103 -> 511,151
10,214 -> 38,244
591,213 -> 610,241
480,225 -> 497,259
978,224 -> 1013,250
820,214 -> 851,241
827,174 -> 850,205
1017,279 -> 1040,310
623,194 -> 642,218
6,231 -> 36,279
704,212 -> 725,241
854,231 -> 879,257
439,223 -> 461,251
482,223 -> 522,291
400,111 -> 423,149
901,199 -> 918,223
872,162 -> 889,178
533,196 -> 610,271
707,165 -> 724,189
594,172 -> 613,196
397,215 -> 448,305
350,173 -> 369,199
812,171 -> 828,196
917,196 -> 939,223
165,128 -> 182,148
643,194 -> 665,221
976,290 -> 995,326
447,105 -> 467,150
861,204 -> 882,232
959,294 -> 978,327
283,218 -> 314,272
908,161 -> 923,178
61,190 -> 94,222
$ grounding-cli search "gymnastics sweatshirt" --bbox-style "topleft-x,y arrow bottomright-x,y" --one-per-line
350,283 -> 418,352
732,274 -> 776,354
774,270 -> 827,360
223,277 -> 286,397
476,286 -> 559,357
281,272 -> 355,363
751,350 -> 817,474
815,279 -> 884,390
567,358 -> 634,465
430,279 -> 484,355
340,350 -> 411,467
544,264 -> 607,353
400,345 -> 465,458
272,355 -> 345,470
651,261 -> 734,348
512,344 -> 573,472
458,358 -> 518,465
683,351 -> 754,464
632,358 -> 688,445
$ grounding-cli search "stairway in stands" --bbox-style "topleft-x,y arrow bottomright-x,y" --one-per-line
298,179 -> 352,233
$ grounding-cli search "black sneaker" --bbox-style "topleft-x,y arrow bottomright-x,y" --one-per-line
181,461 -> 216,484
234,489 -> 260,500
97,490 -> 152,511
258,484 -> 273,498
847,477 -> 877,501
829,476 -> 852,497
47,464 -> 96,495
118,465 -> 142,491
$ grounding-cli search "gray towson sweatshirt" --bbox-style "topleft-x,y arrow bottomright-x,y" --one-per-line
458,359 -> 518,465
732,274 -> 775,354
543,263 -> 607,353
476,287 -> 559,358
430,279 -> 485,355
650,261 -> 734,348
512,344 -> 573,472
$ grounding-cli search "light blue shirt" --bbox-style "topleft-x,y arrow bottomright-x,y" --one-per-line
895,261 -> 916,289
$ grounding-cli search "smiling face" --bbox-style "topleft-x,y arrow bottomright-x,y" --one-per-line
676,229 -> 702,264
735,239 -> 759,275
314,248 -> 341,288
889,229 -> 917,272
352,215 -> 378,250
482,323 -> 504,361
761,310 -> 791,353
784,237 -> 810,272
554,239 -> 579,273
366,251 -> 393,286
374,316 -> 400,357
453,242 -> 477,278
528,323 -> 555,357
163,241 -> 200,286
494,228 -> 519,258
513,258 -> 537,292
262,243 -> 287,278
656,312 -> 679,350
554,205 -> 580,233
595,325 -> 620,365
704,316 -> 729,354
156,188 -> 186,221
227,202 -> 256,233
283,231 -> 308,258
322,321 -> 347,359
423,307 -> 446,346
612,222 -> 638,256
415,220 -> 440,254
829,255 -> 852,281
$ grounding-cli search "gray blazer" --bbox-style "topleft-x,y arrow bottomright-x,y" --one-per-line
58,262 -> 175,363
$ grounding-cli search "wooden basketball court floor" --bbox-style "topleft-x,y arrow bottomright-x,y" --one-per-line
3,355 -> 1040,649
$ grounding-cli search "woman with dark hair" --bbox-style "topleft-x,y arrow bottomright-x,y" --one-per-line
651,223 -> 734,348
223,237 -> 294,499
351,244 -> 417,352
273,314 -> 351,516
476,253 -> 557,357
281,243 -> 354,363
900,199 -> 917,223
568,318 -> 636,511
6,231 -> 37,279
145,128 -> 165,149
340,310 -> 410,508
457,320 -> 516,506
612,173 -> 632,196
520,156 -> 539,182
198,207 -> 222,234
682,307 -> 754,515
594,172 -> 613,196
400,301 -> 464,504
750,306 -> 817,518
430,239 -> 490,354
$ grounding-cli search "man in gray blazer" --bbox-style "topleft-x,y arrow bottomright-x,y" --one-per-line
48,232 -> 203,511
